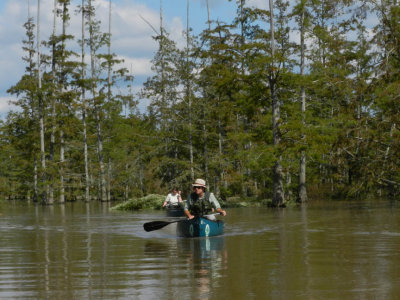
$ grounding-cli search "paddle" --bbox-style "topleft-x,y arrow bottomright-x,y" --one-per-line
143,219 -> 184,232
143,213 -> 221,232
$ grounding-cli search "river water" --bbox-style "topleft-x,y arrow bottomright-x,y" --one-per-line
1,200 -> 400,299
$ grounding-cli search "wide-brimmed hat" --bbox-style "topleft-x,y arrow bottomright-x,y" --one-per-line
192,178 -> 207,188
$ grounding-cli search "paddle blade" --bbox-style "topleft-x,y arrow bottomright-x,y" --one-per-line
143,221 -> 171,232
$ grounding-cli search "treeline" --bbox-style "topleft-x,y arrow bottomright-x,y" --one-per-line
0,0 -> 399,205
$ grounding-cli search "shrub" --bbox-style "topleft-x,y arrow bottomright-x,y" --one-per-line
110,194 -> 164,211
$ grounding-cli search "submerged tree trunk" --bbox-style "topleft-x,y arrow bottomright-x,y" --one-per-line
59,0 -> 69,204
83,107 -> 90,201
106,0 -> 112,202
81,0 -> 90,202
34,156 -> 38,202
37,0 -> 48,204
48,0 -> 57,204
95,107 -> 107,202
124,163 -> 129,200
107,159 -> 111,201
88,0 -> 107,201
269,0 -> 285,207
298,5 -> 308,203
218,99 -> 226,192
271,79 -> 285,206
60,124 -> 65,203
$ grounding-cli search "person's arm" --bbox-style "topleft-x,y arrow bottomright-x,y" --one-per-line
209,193 -> 226,216
178,190 -> 182,202
184,209 -> 194,219
163,194 -> 170,207
184,195 -> 194,219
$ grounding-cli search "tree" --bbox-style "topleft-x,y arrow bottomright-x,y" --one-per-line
37,0 -> 48,204
86,0 -> 108,201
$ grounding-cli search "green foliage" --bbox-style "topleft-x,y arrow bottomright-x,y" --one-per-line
2,0 -> 400,202
110,194 -> 164,211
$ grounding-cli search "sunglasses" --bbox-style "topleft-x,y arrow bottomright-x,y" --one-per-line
193,186 -> 203,190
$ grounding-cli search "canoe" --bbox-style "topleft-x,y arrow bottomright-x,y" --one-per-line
165,205 -> 185,217
176,216 -> 224,238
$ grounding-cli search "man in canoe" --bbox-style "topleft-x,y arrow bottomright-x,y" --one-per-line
162,188 -> 182,208
184,178 -> 227,220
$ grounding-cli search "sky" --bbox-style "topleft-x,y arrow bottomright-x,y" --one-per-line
0,0 -> 269,117
0,0 -> 379,117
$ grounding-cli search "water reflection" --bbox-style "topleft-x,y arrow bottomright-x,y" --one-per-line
144,240 -> 171,255
178,237 -> 227,299
85,203 -> 93,299
143,237 -> 227,299
2,202 -> 400,299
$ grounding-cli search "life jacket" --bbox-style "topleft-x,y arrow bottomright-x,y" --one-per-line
188,191 -> 212,216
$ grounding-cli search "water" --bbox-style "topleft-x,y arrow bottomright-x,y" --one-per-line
1,200 -> 400,299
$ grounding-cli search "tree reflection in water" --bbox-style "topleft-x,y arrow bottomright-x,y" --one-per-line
178,237 -> 228,299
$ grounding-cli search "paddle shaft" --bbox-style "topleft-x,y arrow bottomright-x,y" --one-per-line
143,213 -> 221,232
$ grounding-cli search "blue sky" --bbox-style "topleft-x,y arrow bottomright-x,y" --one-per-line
0,0 -> 378,117
0,0 -> 268,117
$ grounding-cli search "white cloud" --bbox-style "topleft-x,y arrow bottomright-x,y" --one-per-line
246,0 -> 268,9
120,56 -> 152,76
0,96 -> 18,114
170,17 -> 185,48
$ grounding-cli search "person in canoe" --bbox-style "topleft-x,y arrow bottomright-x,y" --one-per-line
184,178 -> 227,220
162,188 -> 182,208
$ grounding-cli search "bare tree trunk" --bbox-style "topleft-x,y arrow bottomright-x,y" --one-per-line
271,80 -> 285,206
239,0 -> 252,195
95,110 -> 107,201
269,0 -> 285,207
34,156 -> 38,202
59,0 -> 69,204
203,0 -> 212,185
28,0 -> 38,202
298,5 -> 308,203
83,107 -> 90,201
384,123 -> 396,162
37,0 -> 48,204
88,0 -> 107,201
159,2 -> 170,173
380,123 -> 396,195
203,109 -> 209,184
218,98 -> 226,192
160,0 -> 165,104
81,0 -> 90,202
106,0 -> 112,202
48,0 -> 57,204
206,0 -> 211,31
107,159 -> 111,201
216,27 -> 227,193
125,163 -> 129,200
60,124 -> 65,203
187,0 -> 194,181
107,0 -> 112,99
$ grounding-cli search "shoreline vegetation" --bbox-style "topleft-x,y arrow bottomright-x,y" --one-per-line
110,194 -> 274,212
1,1 -> 399,206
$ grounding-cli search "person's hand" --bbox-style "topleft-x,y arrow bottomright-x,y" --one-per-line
218,210 -> 226,216
188,214 -> 195,220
